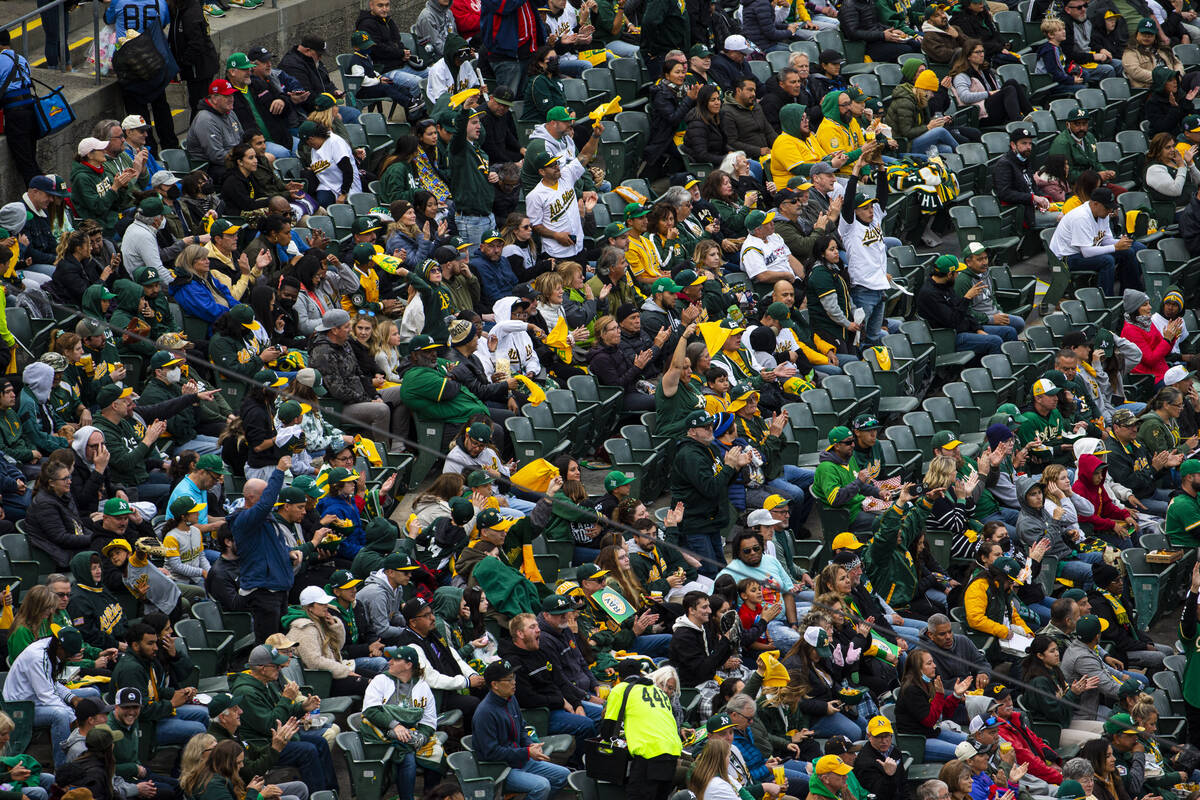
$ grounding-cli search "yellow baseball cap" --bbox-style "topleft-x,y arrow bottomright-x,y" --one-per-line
815,755 -> 853,776
831,532 -> 865,550
866,716 -> 894,736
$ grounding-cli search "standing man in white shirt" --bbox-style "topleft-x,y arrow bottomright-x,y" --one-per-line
838,144 -> 891,346
526,151 -> 587,260
1048,187 -> 1145,297
740,210 -> 803,286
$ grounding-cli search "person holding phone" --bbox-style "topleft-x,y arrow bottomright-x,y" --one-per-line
895,649 -> 971,762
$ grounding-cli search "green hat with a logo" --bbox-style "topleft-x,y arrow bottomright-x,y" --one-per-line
226,52 -> 254,70
351,30 -> 376,49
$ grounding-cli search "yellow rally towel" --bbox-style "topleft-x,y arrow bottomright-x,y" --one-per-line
515,374 -> 546,405
371,253 -> 405,275
577,49 -> 610,66
510,458 -> 561,492
698,320 -> 732,355
354,435 -> 384,468
545,316 -> 574,364
521,544 -> 544,583
611,185 -> 647,205
449,88 -> 482,107
589,96 -> 623,121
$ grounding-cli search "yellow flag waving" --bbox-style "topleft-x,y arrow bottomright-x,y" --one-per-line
510,458 -> 561,492
449,88 -> 482,108
545,316 -> 574,364
589,96 -> 623,122
515,374 -> 547,406
698,320 -> 732,355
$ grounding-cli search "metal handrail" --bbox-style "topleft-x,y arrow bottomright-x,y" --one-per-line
2,0 -> 102,85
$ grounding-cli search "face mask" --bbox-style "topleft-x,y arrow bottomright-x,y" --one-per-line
165,367 -> 182,384
156,217 -> 167,230
1136,314 -> 1153,328
166,185 -> 182,200
1015,152 -> 1026,162
200,180 -> 215,194
921,674 -> 933,683
546,57 -> 560,73
997,537 -> 1009,550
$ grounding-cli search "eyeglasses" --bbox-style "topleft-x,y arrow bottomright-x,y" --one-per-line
741,546 -> 762,555
53,591 -> 70,599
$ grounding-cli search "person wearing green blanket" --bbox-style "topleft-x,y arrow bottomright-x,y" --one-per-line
362,645 -> 439,799
65,552 -> 125,666
397,334 -> 491,427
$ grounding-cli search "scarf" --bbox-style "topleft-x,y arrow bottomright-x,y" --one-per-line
1100,590 -> 1130,625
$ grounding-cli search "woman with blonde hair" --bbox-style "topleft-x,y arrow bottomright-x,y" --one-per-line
179,732 -> 217,782
649,665 -> 688,730
938,760 -> 974,800
596,542 -> 649,610
693,239 -> 745,318
533,271 -> 567,331
7,585 -> 58,664
170,244 -> 236,323
689,735 -> 739,800
923,455 -> 978,538
412,473 -> 466,530
555,261 -> 603,347
500,212 -> 541,279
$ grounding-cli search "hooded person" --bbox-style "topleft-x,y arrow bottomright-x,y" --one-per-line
67,551 -> 126,654
430,586 -> 477,663
815,91 -> 865,175
360,644 -> 438,783
69,426 -> 119,515
425,33 -> 478,104
413,0 -> 459,59
770,104 -> 836,188
350,518 -> 401,578
1121,288 -> 1173,384
491,296 -> 544,379
1014,473 -> 1078,563
107,279 -> 157,362
1144,66 -> 1192,137
1072,453 -> 1137,544
19,361 -> 69,456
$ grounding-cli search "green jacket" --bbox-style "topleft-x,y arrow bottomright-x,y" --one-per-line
1016,407 -> 1072,469
138,377 -> 200,449
522,73 -> 567,122
93,412 -> 157,487
628,534 -> 696,595
409,270 -> 454,342
1023,673 -> 1078,729
863,499 -> 921,608
448,106 -> 494,216
208,333 -> 265,380
1166,491 -> 1200,547
350,518 -> 398,578
541,490 -> 601,543
0,408 -> 35,463
107,711 -> 142,780
69,160 -> 132,236
378,160 -> 418,205
107,279 -> 157,361
669,437 -> 737,534
733,413 -> 784,482
883,83 -> 930,142
192,775 -> 262,800
110,648 -> 195,723
1138,411 -> 1184,455
813,450 -> 874,518
398,361 -> 488,423
228,671 -> 309,743
654,372 -> 705,440
1047,130 -> 1105,183
17,388 -> 67,455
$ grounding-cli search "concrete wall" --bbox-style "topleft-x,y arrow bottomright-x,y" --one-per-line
0,0 -> 420,197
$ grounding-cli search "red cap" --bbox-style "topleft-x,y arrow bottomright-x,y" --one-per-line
208,79 -> 237,96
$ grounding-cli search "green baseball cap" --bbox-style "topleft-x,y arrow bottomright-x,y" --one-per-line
603,222 -> 629,238
745,209 -> 776,229
292,474 -> 324,498
650,276 -> 683,294
1137,16 -> 1156,33
624,202 -> 650,219
207,693 -> 245,716
383,552 -> 419,570
604,470 -> 635,492
383,644 -> 420,661
196,453 -> 229,475
546,105 -> 576,122
351,30 -> 375,48
931,254 -> 960,275
1182,459 -> 1200,476
275,486 -> 308,505
826,426 -> 853,447
352,242 -> 377,264
706,712 -> 736,733
765,301 -> 790,320
103,497 -> 133,517
226,52 -> 253,70
1103,712 -> 1144,736
541,594 -> 576,615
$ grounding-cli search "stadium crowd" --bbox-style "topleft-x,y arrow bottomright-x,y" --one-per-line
5,1 -> 1200,800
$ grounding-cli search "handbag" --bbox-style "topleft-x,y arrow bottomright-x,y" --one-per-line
586,679 -> 635,784
0,51 -> 24,135
32,79 -> 75,137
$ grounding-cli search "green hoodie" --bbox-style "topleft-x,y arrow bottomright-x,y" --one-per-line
108,279 -> 156,360
81,285 -> 112,321
779,104 -> 808,138
350,518 -> 399,578
279,604 -> 308,630
862,498 -> 921,608
884,82 -> 930,142
228,670 -> 309,744
66,551 -> 126,652
431,586 -> 475,661
69,160 -> 131,236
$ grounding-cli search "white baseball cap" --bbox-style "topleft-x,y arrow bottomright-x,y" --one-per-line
724,34 -> 751,52
121,114 -> 149,130
298,586 -> 335,606
1165,365 -> 1193,386
77,137 -> 108,158
746,508 -> 778,527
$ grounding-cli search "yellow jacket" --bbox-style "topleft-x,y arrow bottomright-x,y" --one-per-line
770,133 -> 829,187
815,117 -> 866,175
964,575 -> 1033,639
627,233 -> 665,284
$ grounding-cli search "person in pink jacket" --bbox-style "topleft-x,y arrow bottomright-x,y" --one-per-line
1072,453 -> 1137,548
1120,289 -> 1177,384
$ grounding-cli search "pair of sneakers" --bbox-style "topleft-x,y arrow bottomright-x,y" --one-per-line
204,0 -> 263,17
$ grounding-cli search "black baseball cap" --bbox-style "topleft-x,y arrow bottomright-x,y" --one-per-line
819,49 -> 845,64
247,46 -> 274,62
1009,126 -> 1034,142
483,659 -> 516,683
1091,187 -> 1118,210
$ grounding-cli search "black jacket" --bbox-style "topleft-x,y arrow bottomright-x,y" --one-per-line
233,76 -> 293,147
710,52 -> 760,92
917,276 -> 978,334
47,254 -> 106,308
683,109 -> 729,166
482,109 -> 523,164
586,343 -> 647,391
618,328 -> 663,377
53,756 -> 113,800
356,9 -> 410,72
26,489 -> 91,568
537,614 -> 597,702
206,556 -> 249,612
1144,89 -> 1191,138
668,617 -> 734,686
449,355 -> 512,404
758,82 -> 805,133
498,638 -> 571,709
240,395 -> 280,469
645,82 -> 695,168
1181,192 -> 1200,252
993,150 -> 1038,228
396,626 -> 469,681
167,0 -> 218,84
951,8 -> 1005,56
841,0 -> 890,41
71,453 -> 118,516
278,47 -> 337,112
22,206 -> 57,266
854,741 -> 910,800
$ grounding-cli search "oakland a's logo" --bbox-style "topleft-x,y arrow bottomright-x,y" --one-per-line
599,591 -> 631,618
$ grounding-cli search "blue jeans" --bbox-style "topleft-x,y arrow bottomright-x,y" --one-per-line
768,618 -> 801,652
606,41 -> 641,59
278,731 -> 338,790
171,434 -> 221,455
490,58 -> 530,95
265,141 -> 293,160
155,703 -> 210,745
812,710 -> 867,739
686,531 -> 724,577
456,212 -> 496,251
632,633 -> 673,657
549,703 -> 600,764
384,67 -> 426,93
851,287 -> 887,346
1082,62 -> 1116,83
1139,487 -> 1173,518
983,505 -> 1020,528
910,126 -> 959,154
768,465 -> 814,524
1064,242 -> 1145,296
394,750 -> 416,800
1005,314 -> 1026,333
355,656 -> 389,675
39,688 -> 101,766
505,757 -> 571,800
557,55 -> 592,77
338,105 -> 362,124
956,324 -> 1015,356
925,728 -> 968,762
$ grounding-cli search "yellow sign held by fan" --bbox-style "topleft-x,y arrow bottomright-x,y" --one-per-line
371,253 -> 405,275
510,458 -> 561,492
